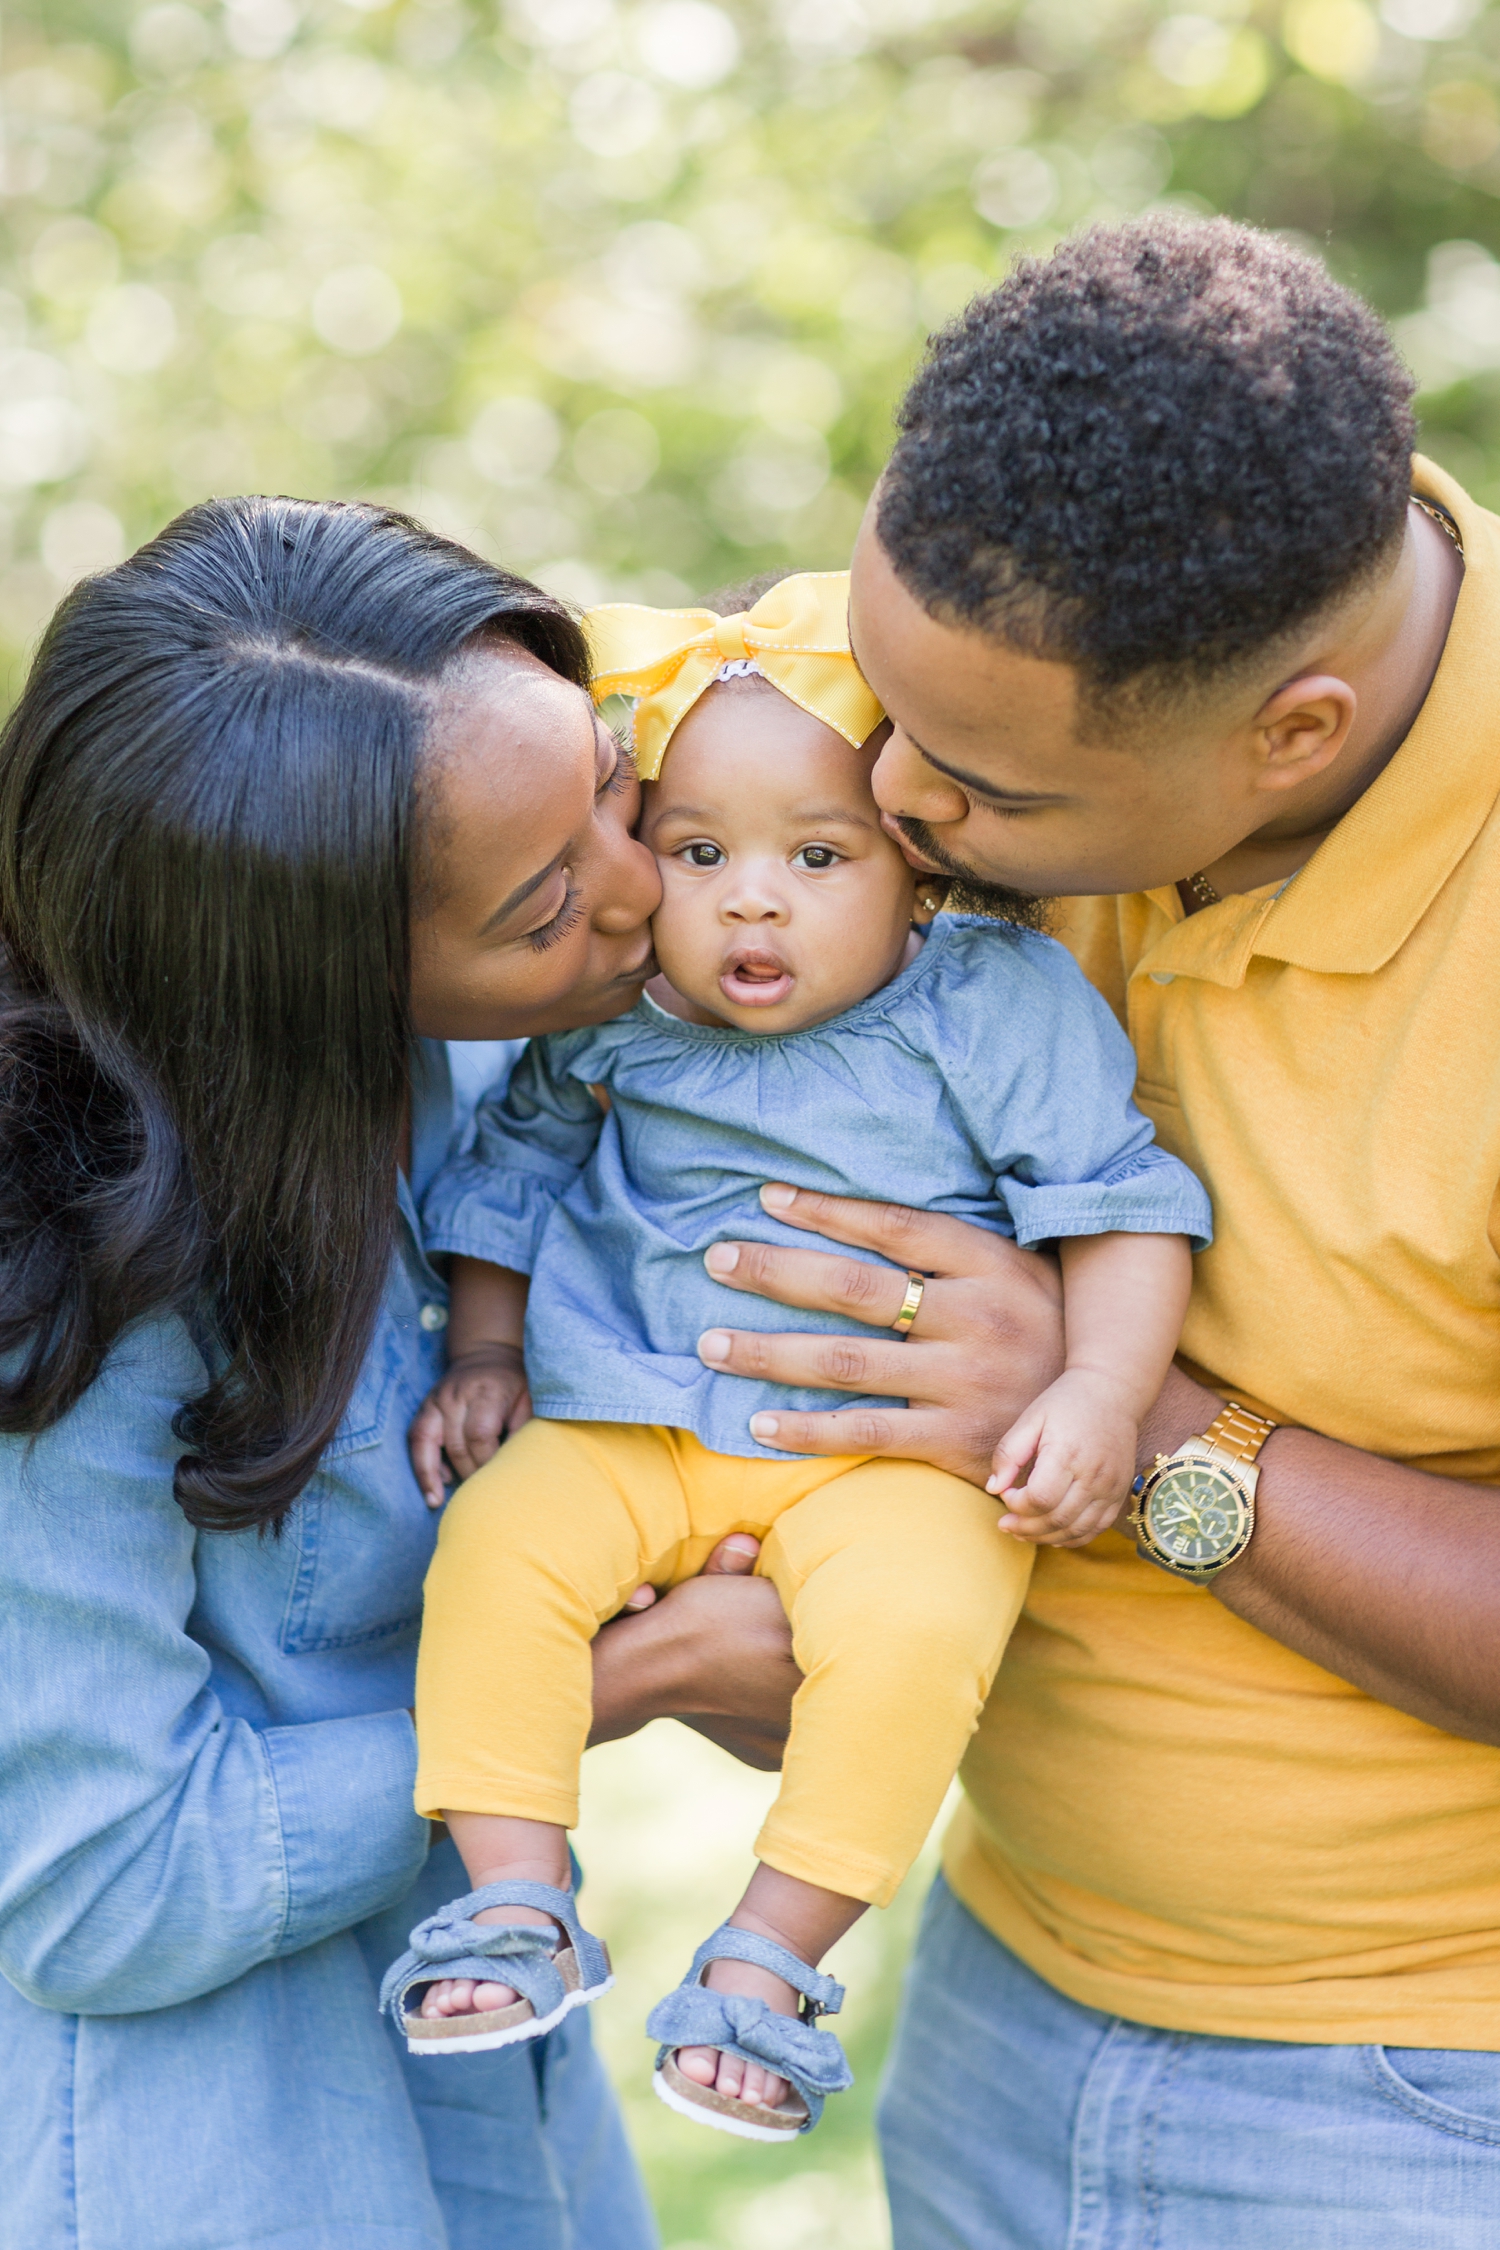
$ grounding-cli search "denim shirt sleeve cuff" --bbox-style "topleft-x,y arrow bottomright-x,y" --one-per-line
1004,1173 -> 1214,1253
420,1155 -> 574,1276
261,1709 -> 429,1958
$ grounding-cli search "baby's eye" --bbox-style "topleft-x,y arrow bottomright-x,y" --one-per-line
683,841 -> 724,868
793,845 -> 841,871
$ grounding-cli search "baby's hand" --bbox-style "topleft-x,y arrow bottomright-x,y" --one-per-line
987,1368 -> 1137,1548
408,1345 -> 531,1509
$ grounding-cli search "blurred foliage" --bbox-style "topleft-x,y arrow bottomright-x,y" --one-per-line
3,0 -> 1500,698
5,0 -> 1500,2232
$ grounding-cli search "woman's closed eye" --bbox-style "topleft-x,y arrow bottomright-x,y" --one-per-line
526,876 -> 583,951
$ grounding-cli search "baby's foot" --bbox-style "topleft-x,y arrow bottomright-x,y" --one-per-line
675,1955 -> 797,2112
419,1903 -> 559,2020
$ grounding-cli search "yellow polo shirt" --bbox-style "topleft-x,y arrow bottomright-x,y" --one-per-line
945,458 -> 1500,2046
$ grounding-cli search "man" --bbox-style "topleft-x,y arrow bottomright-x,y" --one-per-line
695,216 -> 1500,2242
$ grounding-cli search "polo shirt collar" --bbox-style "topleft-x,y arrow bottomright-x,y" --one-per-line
1133,456 -> 1500,988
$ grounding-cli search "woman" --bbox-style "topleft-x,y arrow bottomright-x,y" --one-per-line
0,496 -> 798,2250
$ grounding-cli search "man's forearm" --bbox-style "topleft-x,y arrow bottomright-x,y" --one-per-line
1141,1367 -> 1500,1744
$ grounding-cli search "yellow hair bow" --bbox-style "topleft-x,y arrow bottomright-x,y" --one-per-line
583,570 -> 883,780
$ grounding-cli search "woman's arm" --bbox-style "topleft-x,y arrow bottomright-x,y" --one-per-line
0,1319 -> 429,2017
697,1188 -> 1500,1745
590,1540 -> 801,1772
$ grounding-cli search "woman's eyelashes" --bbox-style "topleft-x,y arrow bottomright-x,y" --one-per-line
526,878 -> 584,951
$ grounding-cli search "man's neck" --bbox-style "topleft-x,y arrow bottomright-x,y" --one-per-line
1197,501 -> 1464,902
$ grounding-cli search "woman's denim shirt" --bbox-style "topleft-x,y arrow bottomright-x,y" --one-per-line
0,1041 -> 564,2250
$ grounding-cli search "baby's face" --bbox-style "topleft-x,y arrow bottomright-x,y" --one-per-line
640,681 -> 927,1035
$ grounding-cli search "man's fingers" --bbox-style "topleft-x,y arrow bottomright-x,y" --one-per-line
755,1183 -> 1017,1280
703,1533 -> 762,1575
743,1402 -> 937,1459
705,1238 -> 915,1328
699,1323 -> 920,1398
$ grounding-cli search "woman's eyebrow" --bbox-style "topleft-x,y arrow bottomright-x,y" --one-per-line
480,849 -> 566,934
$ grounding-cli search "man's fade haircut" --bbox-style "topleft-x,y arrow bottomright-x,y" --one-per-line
878,217 -> 1417,717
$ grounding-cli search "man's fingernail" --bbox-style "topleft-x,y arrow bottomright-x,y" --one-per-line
699,1330 -> 731,1363
760,1184 -> 796,1211
705,1243 -> 739,1275
749,1413 -> 779,1439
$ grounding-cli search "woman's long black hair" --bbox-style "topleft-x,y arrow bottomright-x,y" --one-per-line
0,495 -> 588,1533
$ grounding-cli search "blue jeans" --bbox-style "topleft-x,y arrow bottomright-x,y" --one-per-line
878,1875 -> 1500,2249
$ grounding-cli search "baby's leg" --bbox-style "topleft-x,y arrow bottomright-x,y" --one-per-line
676,1460 -> 1033,2107
414,1418 -> 693,2017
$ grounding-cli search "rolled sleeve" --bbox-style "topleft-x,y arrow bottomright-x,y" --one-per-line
263,1710 -> 427,1958
1003,1155 -> 1213,1251
0,1318 -> 428,2018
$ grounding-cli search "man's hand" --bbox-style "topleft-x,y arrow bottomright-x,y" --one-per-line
589,1533 -> 801,1771
694,1185 -> 1065,1485
408,1344 -> 532,1509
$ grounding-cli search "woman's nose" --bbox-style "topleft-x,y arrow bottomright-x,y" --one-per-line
872,725 -> 969,824
593,831 -> 661,933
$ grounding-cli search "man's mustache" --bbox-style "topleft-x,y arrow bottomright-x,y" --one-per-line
896,816 -> 1055,934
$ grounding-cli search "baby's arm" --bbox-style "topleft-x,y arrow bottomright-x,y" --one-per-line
408,1257 -> 531,1507
988,1232 -> 1191,1547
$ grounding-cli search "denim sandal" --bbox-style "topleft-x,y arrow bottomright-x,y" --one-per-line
380,1879 -> 613,2057
646,1924 -> 853,2142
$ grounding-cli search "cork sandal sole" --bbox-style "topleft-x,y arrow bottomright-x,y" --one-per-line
402,1940 -> 613,2057
652,2049 -> 809,2143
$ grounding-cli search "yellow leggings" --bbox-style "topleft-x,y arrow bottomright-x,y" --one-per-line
415,1420 -> 1033,1909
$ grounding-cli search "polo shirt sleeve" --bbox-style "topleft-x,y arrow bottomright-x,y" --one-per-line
946,927 -> 1213,1251
0,1317 -> 429,2018
420,1031 -> 606,1274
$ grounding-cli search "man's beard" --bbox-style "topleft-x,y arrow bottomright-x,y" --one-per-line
897,816 -> 1055,933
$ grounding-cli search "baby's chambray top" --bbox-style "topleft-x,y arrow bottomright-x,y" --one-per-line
421,915 -> 1213,1459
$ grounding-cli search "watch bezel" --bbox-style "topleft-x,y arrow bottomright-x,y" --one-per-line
1129,1447 -> 1256,1583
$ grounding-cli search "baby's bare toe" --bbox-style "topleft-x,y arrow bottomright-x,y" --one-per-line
420,1978 -> 470,2019
675,2045 -> 720,2088
471,1979 -> 520,2013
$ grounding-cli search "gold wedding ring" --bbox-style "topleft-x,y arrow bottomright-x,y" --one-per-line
891,1270 -> 926,1336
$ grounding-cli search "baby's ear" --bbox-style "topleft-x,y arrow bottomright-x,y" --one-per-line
912,880 -> 949,925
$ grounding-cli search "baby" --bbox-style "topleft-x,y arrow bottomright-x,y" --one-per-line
380,573 -> 1211,2142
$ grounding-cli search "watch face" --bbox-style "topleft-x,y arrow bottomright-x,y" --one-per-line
1145,1460 -> 1251,1570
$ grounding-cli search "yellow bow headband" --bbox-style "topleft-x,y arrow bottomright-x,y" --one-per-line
583,570 -> 884,780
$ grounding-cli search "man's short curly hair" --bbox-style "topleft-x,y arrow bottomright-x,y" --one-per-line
878,218 -> 1416,705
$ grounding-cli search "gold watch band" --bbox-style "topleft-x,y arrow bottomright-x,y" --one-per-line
1202,1401 -> 1278,1465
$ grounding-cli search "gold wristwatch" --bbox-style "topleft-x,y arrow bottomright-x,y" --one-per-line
1128,1402 -> 1277,1584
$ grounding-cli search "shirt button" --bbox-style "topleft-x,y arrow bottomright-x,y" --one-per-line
1149,970 -> 1176,985
419,1302 -> 449,1332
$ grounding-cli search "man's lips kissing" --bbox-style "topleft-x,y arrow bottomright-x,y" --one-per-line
719,944 -> 795,1008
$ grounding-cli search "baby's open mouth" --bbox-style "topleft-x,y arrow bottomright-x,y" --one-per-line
720,947 -> 795,1008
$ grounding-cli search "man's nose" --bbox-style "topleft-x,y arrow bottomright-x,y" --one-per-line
872,726 -> 969,824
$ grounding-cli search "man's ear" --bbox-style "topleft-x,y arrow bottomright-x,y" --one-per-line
1248,673 -> 1357,795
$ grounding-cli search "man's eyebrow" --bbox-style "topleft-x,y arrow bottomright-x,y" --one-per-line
909,739 -> 1066,806
479,849 -> 566,934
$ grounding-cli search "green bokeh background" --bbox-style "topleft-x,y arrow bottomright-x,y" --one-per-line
4,0 -> 1499,2238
